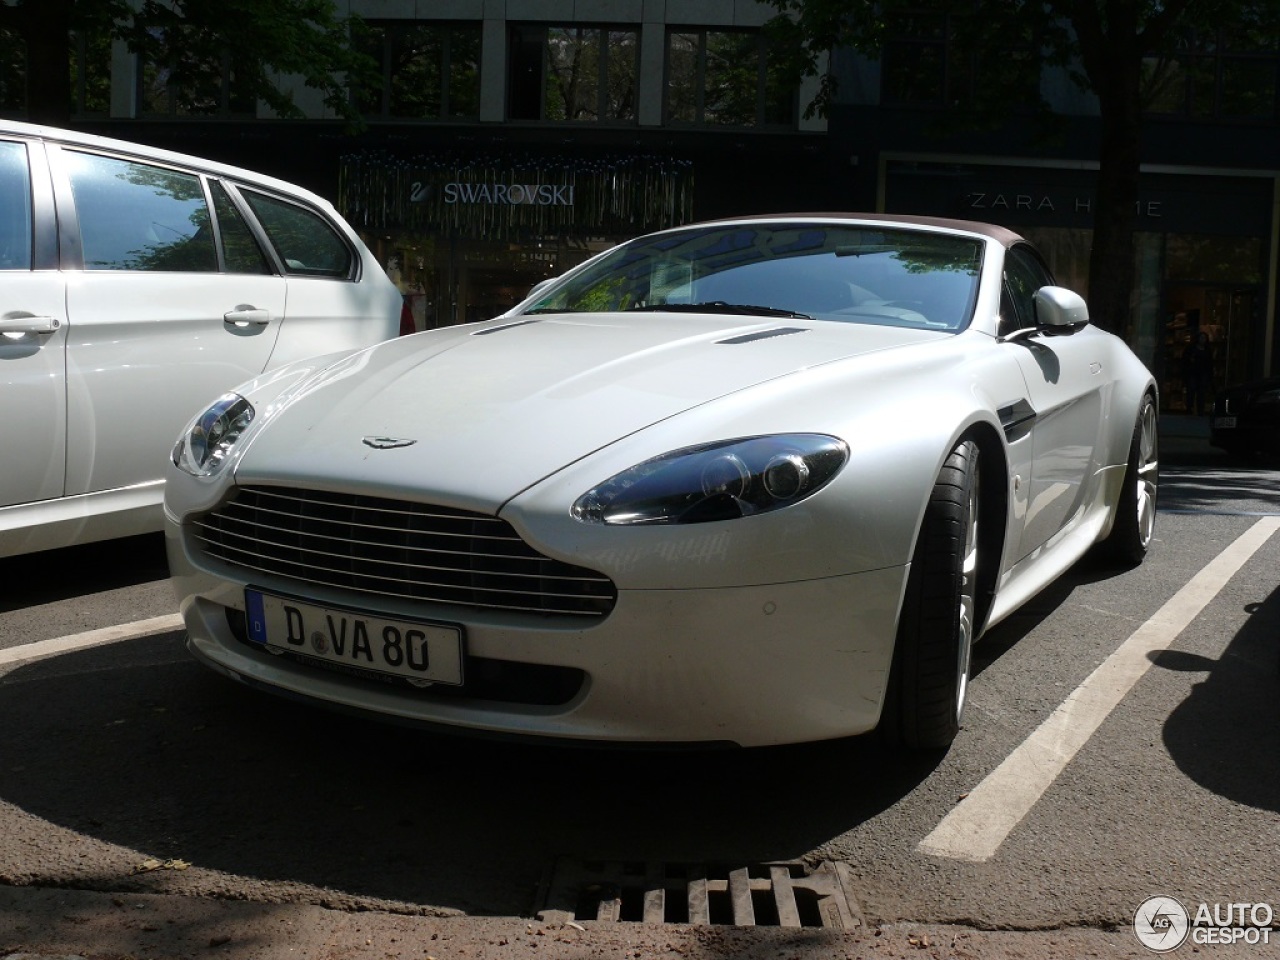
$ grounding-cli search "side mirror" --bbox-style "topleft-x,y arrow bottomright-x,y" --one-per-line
1033,286 -> 1089,328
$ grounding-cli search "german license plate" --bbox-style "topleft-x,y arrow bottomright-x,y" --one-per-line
244,590 -> 463,685
1213,416 -> 1237,429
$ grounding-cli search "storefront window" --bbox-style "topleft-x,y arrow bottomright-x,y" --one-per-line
355,21 -> 480,121
508,25 -> 637,123
665,29 -> 795,127
340,151 -> 694,329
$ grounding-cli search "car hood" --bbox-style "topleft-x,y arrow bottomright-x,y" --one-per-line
233,312 -> 949,512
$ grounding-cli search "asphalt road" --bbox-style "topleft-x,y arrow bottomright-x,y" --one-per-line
1,429 -> 1277,959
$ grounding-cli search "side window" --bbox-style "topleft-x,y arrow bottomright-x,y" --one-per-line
0,141 -> 32,270
210,181 -> 270,274
1001,245 -> 1054,335
239,189 -> 352,278
63,150 -> 216,272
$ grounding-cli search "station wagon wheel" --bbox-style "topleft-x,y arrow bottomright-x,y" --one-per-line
891,439 -> 980,751
1104,393 -> 1158,566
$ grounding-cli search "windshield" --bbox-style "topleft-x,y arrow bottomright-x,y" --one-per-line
520,223 -> 984,332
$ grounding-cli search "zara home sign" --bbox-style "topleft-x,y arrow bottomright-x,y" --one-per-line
966,191 -> 1164,218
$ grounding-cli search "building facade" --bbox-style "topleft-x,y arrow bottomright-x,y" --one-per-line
4,1 -> 1279,412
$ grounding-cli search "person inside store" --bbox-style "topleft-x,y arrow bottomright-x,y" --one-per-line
1182,331 -> 1215,416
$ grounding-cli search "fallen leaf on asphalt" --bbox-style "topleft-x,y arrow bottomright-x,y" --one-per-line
130,857 -> 192,874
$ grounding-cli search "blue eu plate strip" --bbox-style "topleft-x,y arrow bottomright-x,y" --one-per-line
245,590 -> 267,645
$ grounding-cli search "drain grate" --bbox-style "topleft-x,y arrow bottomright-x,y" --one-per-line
536,859 -> 861,929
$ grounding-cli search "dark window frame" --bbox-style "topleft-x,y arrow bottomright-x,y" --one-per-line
663,27 -> 797,129
135,26 -> 257,120
507,23 -> 639,124
355,19 -> 482,121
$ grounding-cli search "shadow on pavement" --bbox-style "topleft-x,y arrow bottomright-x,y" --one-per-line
0,634 -> 943,918
1152,585 -> 1280,814
0,533 -> 169,613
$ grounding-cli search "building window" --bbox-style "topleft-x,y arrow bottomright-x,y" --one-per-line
665,29 -> 795,128
72,30 -> 111,116
0,28 -> 24,116
880,12 -> 1038,110
1144,28 -> 1279,121
0,27 -> 109,118
355,21 -> 480,121
508,25 -> 638,122
137,26 -> 256,118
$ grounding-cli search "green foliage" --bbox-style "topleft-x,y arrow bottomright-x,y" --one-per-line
0,0 -> 376,126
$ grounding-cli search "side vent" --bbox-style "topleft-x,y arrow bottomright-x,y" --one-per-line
718,327 -> 809,345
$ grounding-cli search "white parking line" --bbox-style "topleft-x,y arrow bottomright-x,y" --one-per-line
918,516 -> 1280,863
0,613 -> 184,668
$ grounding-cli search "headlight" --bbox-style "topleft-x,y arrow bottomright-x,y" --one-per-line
172,393 -> 255,477
572,434 -> 848,525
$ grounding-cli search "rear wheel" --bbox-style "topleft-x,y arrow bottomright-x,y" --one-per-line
890,439 -> 980,751
1104,394 -> 1158,565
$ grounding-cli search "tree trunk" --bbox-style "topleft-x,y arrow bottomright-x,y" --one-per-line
1087,72 -> 1144,337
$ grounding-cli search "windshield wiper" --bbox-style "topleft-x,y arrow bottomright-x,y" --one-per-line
624,301 -> 813,320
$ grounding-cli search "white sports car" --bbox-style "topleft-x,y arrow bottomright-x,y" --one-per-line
164,215 -> 1158,750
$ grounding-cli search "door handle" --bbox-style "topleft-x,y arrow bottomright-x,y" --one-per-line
0,313 -> 60,336
223,306 -> 271,327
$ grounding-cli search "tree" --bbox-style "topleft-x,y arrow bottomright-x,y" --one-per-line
764,0 -> 1279,336
0,0 -> 372,128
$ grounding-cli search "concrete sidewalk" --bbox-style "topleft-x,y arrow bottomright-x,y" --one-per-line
0,884 -> 1188,960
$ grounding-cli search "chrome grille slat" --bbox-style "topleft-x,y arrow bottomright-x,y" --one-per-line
193,517 -> 594,576
216,501 -> 526,545
191,485 -> 617,618
195,535 -> 614,593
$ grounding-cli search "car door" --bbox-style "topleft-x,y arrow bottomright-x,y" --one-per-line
1001,244 -> 1107,560
231,185 -> 379,367
0,137 -> 68,509
50,144 -> 288,497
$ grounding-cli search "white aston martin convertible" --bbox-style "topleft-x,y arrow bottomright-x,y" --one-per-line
164,214 -> 1158,750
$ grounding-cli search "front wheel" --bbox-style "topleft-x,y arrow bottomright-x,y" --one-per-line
889,439 -> 980,751
1104,394 -> 1158,566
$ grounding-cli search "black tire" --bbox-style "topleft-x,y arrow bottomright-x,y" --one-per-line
889,439 -> 980,751
1104,393 -> 1158,566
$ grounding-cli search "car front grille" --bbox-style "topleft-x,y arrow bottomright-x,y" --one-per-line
191,485 -> 617,618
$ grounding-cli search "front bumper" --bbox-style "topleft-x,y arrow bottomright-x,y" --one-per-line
167,523 -> 907,748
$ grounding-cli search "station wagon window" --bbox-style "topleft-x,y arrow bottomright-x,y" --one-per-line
63,150 -> 217,272
0,141 -> 31,270
240,190 -> 352,278
211,181 -> 270,274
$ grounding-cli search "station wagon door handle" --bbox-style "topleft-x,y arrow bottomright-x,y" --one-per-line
223,306 -> 271,327
0,313 -> 60,336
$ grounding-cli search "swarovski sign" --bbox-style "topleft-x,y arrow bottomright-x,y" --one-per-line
442,182 -> 576,206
